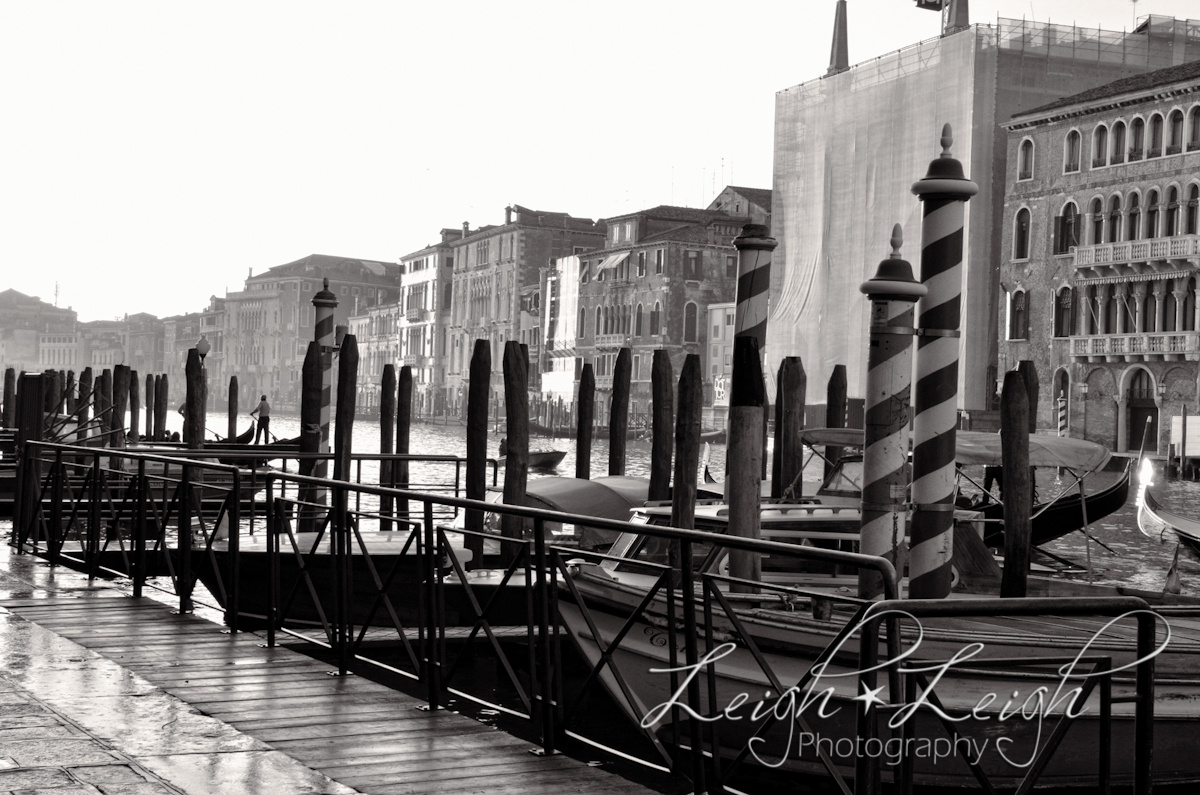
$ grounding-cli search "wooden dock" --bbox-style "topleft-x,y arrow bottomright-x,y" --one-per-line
0,591 -> 658,795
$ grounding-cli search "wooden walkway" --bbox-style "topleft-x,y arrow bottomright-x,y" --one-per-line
0,593 -> 656,795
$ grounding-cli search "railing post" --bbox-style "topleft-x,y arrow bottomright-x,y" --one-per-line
88,453 -> 101,577
179,464 -> 193,613
133,458 -> 147,598
266,478 -> 277,648
678,537 -> 705,793
423,499 -> 440,710
855,615 -> 882,795
1135,613 -> 1155,795
227,468 -> 241,633
533,517 -> 556,755
50,449 -> 63,563
336,481 -> 350,676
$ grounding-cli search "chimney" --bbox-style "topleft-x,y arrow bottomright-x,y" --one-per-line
462,222 -> 469,239
505,206 -> 512,224
826,0 -> 849,76
943,0 -> 969,35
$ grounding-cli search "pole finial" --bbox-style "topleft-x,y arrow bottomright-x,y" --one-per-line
323,277 -> 330,289
940,123 -> 954,158
890,224 -> 903,258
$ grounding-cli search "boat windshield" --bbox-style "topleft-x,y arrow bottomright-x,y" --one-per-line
818,458 -> 863,497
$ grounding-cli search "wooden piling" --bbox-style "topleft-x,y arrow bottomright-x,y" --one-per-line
13,374 -> 45,534
98,369 -> 113,438
380,365 -> 395,526
154,375 -> 168,442
671,355 -> 702,532
2,368 -> 15,428
43,370 -> 57,414
501,342 -> 529,563
227,376 -> 239,442
397,366 -> 412,519
1017,359 -> 1039,500
576,364 -> 595,480
609,347 -> 632,475
772,357 -> 807,500
129,371 -> 140,444
465,340 -> 491,565
825,364 -> 847,478
333,337 -> 358,482
144,374 -> 154,440
112,365 -> 130,448
65,370 -> 76,415
184,352 -> 204,449
298,341 -> 322,530
77,368 -> 93,444
649,350 -> 674,502
1000,370 -> 1031,598
727,337 -> 764,591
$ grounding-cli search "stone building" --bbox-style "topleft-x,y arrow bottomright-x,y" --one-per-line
0,289 -> 76,373
999,60 -> 1200,454
220,255 -> 399,412
447,207 -> 604,414
771,11 -> 1200,414
569,197 -> 768,425
398,229 -> 458,415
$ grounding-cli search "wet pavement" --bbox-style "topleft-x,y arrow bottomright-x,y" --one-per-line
0,530 -> 360,795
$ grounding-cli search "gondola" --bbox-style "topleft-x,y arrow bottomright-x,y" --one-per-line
1137,462 -> 1200,555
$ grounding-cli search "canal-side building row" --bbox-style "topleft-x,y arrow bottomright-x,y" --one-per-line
999,58 -> 1200,455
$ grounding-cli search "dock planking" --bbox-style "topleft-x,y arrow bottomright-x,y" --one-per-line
0,594 -> 659,795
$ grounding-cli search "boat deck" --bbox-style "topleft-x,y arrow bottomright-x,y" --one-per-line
0,538 -> 658,795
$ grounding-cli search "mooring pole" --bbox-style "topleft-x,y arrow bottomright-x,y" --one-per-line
576,363 -> 595,480
825,364 -> 848,479
609,347 -> 631,475
77,368 -> 93,444
2,367 -> 15,429
727,337 -> 765,592
858,226 -> 926,599
129,370 -> 140,444
1000,370 -> 1032,598
299,342 -> 321,532
332,335 -> 358,674
112,365 -> 130,448
908,123 -> 978,599
312,278 -> 338,486
397,365 -> 412,521
144,373 -> 154,440
501,341 -> 529,568
649,350 -> 673,501
227,376 -> 239,442
772,357 -> 806,500
380,364 -> 395,530
465,340 -> 490,565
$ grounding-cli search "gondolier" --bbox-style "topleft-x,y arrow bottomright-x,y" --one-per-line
250,395 -> 271,444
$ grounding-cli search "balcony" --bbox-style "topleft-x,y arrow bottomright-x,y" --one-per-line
406,307 -> 430,323
1072,234 -> 1200,278
403,354 -> 431,367
594,333 -> 629,349
1071,332 -> 1200,362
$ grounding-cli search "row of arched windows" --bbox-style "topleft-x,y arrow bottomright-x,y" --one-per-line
1012,184 -> 1200,258
1017,106 -> 1200,178
576,301 -> 701,343
1007,278 -> 1199,340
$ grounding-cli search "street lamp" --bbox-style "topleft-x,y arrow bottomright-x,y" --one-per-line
196,335 -> 211,363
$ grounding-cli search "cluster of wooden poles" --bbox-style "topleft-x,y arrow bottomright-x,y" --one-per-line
1,364 -> 176,445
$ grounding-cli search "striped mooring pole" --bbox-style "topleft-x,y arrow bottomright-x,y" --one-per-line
909,124 -> 978,600
312,278 -> 339,484
732,224 -> 776,351
858,225 -> 926,599
1057,390 -> 1067,437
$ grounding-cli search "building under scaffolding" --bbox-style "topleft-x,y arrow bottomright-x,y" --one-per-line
770,13 -> 1200,413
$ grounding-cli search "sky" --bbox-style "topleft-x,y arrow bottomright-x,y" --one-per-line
2,0 -> 1197,323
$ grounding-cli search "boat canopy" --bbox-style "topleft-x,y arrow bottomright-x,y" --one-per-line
798,428 -> 1111,472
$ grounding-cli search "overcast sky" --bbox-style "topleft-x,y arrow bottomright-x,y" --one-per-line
2,0 -> 1196,322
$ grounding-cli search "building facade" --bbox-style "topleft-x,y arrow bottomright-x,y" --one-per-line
447,206 -> 604,414
399,229 -> 457,415
0,289 -> 77,374
771,14 -> 1200,414
570,199 -> 767,425
1000,60 -> 1200,454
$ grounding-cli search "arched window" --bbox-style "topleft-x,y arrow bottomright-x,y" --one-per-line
1092,125 -> 1108,168
1018,139 -> 1034,179
1055,202 -> 1079,254
1107,195 -> 1122,243
1147,190 -> 1160,238
1090,197 -> 1104,243
1013,208 -> 1031,258
578,308 -> 586,337
1190,107 -> 1200,151
594,306 -> 602,336
1009,291 -> 1028,340
1168,187 -> 1181,236
1188,185 -> 1200,235
650,302 -> 661,336
1169,110 -> 1185,154
635,304 -> 643,336
683,302 -> 698,342
1186,277 -> 1198,332
1149,114 -> 1164,157
1053,288 -> 1073,337
1130,117 -> 1145,160
1127,192 -> 1141,240
1111,121 -> 1126,163
1064,130 -> 1081,172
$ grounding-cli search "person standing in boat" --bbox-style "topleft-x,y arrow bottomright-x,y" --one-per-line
250,394 -> 271,444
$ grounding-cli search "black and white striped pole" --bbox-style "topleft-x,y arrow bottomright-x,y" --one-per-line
313,278 -> 339,484
909,124 -> 978,600
858,225 -> 926,599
